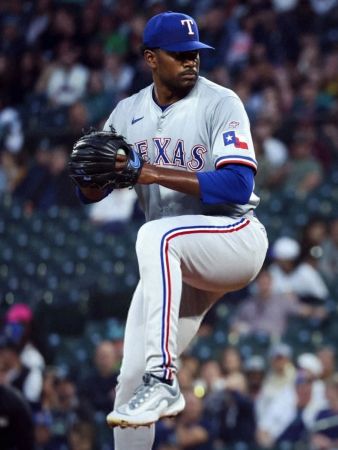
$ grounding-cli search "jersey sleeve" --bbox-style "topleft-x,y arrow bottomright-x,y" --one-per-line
210,95 -> 257,173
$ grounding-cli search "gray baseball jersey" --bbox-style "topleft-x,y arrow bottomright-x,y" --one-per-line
103,76 -> 260,220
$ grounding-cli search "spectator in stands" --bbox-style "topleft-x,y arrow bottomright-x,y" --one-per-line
256,343 -> 296,446
0,15 -> 25,58
253,116 -> 289,193
175,389 -> 213,449
14,143 -> 81,211
243,355 -> 266,401
208,64 -> 230,88
49,374 -> 93,449
230,267 -> 327,339
298,244 -> 331,305
82,38 -> 105,70
0,382 -> 35,450
0,334 -> 43,406
99,12 -> 128,56
153,417 -> 177,450
41,40 -> 89,108
12,139 -> 50,208
16,50 -> 43,105
295,33 -> 320,80
38,7 -> 78,54
321,51 -> 338,97
78,3 -> 101,51
225,11 -> 254,75
317,116 -> 338,170
204,371 -> 256,447
319,217 -> 338,284
154,388 -> 213,450
220,346 -> 243,379
66,420 -> 96,450
4,303 -> 45,372
193,359 -> 223,397
0,91 -> 24,154
257,350 -> 327,448
310,0 -> 338,19
68,101 -> 90,135
311,373 -> 338,450
84,70 -> 114,125
47,144 -> 80,209
0,149 -> 27,197
128,56 -> 153,95
198,5 -> 231,73
176,353 -> 200,391
102,52 -> 134,101
25,0 -> 52,47
297,352 -> 328,427
239,52 -> 280,119
125,13 -> 147,61
291,77 -> 333,123
37,367 -> 79,449
300,216 -> 328,253
283,132 -> 323,199
269,236 -> 330,303
232,78 -> 260,122
317,346 -> 336,382
39,367 -> 60,413
296,120 -> 333,171
33,410 -> 56,450
274,370 -> 314,447
66,69 -> 113,135
0,54 -> 16,105
263,343 -> 296,390
79,340 -> 120,415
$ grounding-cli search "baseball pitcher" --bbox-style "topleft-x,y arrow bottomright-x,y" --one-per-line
69,11 -> 268,450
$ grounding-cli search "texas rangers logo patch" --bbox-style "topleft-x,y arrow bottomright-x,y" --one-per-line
223,131 -> 248,150
228,121 -> 240,129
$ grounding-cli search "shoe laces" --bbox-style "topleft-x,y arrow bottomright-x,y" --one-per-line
129,373 -> 158,409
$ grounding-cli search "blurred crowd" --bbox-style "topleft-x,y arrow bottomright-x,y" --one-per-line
1,0 -> 338,449
0,302 -> 120,450
1,0 -> 338,215
2,299 -> 338,450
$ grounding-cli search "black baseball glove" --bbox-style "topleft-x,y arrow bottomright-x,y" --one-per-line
68,128 -> 144,190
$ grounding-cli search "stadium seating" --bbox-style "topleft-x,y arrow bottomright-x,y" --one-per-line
1,176 -> 338,380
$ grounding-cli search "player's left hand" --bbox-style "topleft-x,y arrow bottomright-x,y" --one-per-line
68,128 -> 144,190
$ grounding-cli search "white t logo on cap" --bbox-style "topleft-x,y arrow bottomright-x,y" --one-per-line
181,19 -> 195,35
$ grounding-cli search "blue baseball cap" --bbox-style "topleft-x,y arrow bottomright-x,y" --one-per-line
143,11 -> 214,52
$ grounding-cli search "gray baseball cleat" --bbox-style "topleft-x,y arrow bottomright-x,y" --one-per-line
106,373 -> 185,428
